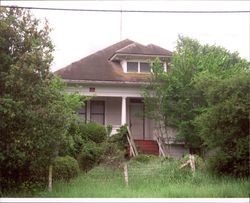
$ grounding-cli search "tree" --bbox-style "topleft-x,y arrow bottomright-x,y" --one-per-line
143,35 -> 250,166
194,66 -> 249,177
144,37 -> 206,154
143,58 -> 173,155
0,7 -> 83,190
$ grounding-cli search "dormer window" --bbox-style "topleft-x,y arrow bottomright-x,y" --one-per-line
127,61 -> 151,73
127,62 -> 138,72
140,62 -> 150,72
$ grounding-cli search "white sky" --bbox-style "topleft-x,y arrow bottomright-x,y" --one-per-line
1,0 -> 250,72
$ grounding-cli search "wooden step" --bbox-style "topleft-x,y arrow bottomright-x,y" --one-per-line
134,140 -> 159,155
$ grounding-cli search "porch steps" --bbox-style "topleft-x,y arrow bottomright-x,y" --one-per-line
134,140 -> 159,155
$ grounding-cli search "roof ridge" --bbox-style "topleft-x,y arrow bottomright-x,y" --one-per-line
115,41 -> 146,53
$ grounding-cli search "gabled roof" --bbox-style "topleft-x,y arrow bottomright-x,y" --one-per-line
55,39 -> 172,83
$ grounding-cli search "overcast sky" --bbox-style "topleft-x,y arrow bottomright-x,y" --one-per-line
2,0 -> 250,72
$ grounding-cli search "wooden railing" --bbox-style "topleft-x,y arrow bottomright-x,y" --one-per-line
154,133 -> 167,158
126,126 -> 138,157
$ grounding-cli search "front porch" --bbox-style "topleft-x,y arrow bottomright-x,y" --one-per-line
70,84 -> 188,158
82,96 -> 155,141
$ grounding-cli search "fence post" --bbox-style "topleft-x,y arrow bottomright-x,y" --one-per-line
124,162 -> 128,187
48,165 -> 53,192
190,154 -> 196,173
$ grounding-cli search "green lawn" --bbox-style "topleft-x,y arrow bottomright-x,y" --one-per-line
35,158 -> 249,198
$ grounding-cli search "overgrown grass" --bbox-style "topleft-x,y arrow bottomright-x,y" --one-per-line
4,157 -> 250,197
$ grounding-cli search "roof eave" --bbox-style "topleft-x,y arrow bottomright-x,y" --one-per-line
109,53 -> 172,61
63,79 -> 150,87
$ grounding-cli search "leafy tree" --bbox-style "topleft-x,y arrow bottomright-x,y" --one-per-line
144,37 -> 206,153
194,69 -> 249,177
144,35 -> 250,163
143,58 -> 173,155
0,7 -> 83,190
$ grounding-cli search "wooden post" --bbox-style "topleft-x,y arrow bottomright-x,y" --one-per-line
124,163 -> 128,187
48,165 -> 53,192
190,154 -> 196,173
179,154 -> 196,175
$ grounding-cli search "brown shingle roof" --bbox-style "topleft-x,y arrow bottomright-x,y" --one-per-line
55,39 -> 172,83
114,42 -> 172,56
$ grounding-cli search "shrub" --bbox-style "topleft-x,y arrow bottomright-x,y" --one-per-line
78,141 -> 107,171
66,122 -> 108,159
66,120 -> 85,158
106,125 -> 130,161
106,124 -> 113,137
109,124 -> 128,150
207,149 -> 249,177
53,156 -> 80,181
79,122 -> 107,143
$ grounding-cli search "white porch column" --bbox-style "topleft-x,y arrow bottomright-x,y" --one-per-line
121,96 -> 127,125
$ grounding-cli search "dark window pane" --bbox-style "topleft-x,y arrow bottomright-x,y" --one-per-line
78,108 -> 86,114
90,101 -> 105,125
140,63 -> 150,72
127,62 -> 138,72
91,101 -> 104,113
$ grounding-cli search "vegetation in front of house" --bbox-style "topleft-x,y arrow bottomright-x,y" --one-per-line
0,7 -> 85,193
1,6 -> 249,197
53,156 -> 80,181
6,156 -> 249,198
143,36 -> 250,177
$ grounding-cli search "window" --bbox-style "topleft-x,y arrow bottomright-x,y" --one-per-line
140,62 -> 150,72
78,104 -> 87,122
127,62 -> 138,72
90,101 -> 105,125
127,61 -> 151,73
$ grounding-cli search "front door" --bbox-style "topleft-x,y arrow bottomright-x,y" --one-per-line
130,100 -> 144,140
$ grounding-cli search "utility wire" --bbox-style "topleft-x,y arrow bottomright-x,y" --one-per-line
1,5 -> 250,14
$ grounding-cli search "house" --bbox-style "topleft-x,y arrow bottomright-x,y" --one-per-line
55,39 -> 188,158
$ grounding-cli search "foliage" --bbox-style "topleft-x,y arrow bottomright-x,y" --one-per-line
109,124 -> 129,150
2,159 -> 250,197
144,37 -> 248,149
32,160 -> 249,197
194,71 -> 250,177
143,35 -> 249,176
106,124 -> 113,137
67,122 -> 108,171
80,122 -> 107,143
0,7 -> 84,190
98,125 -> 132,168
68,121 -> 108,157
53,156 -> 80,181
78,141 -> 107,171
131,154 -> 157,163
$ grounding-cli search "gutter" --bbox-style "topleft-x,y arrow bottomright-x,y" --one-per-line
109,53 -> 171,61
63,79 -> 150,86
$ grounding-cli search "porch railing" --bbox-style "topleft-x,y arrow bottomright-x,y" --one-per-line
126,126 -> 138,157
154,133 -> 167,158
